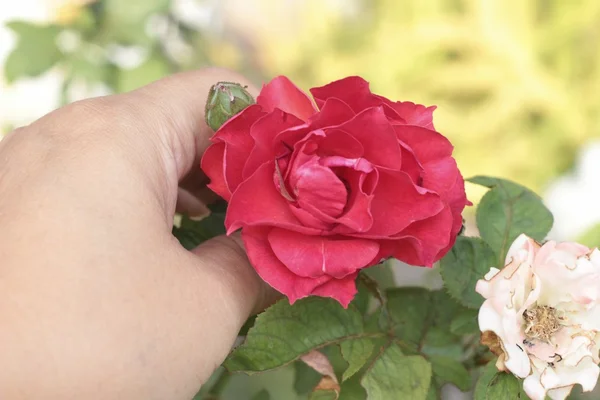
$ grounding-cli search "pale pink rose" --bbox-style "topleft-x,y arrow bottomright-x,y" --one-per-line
476,234 -> 600,400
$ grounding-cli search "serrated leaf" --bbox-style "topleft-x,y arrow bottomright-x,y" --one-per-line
439,236 -> 497,309
474,362 -> 500,400
485,372 -> 525,399
340,338 -> 375,381
468,176 -> 553,266
4,21 -> 62,83
361,344 -> 431,400
386,287 -> 431,348
450,309 -> 480,335
386,288 -> 462,351
225,298 -> 364,373
429,356 -> 472,392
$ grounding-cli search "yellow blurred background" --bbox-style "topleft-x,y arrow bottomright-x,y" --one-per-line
2,0 -> 600,238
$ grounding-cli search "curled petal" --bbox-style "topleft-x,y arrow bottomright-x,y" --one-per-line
366,169 -> 444,237
394,125 -> 454,164
226,162 -> 319,235
257,76 -> 317,121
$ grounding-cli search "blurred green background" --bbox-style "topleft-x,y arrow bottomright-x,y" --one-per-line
2,1 -> 600,398
2,0 -> 600,206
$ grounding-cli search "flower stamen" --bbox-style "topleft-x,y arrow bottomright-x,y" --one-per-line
523,305 -> 562,343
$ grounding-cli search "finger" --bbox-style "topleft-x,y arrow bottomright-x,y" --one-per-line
125,67 -> 258,180
190,234 -> 281,318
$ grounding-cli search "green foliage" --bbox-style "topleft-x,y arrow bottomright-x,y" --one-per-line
474,362 -> 527,400
450,309 -> 480,335
172,207 -> 227,250
101,0 -> 170,45
428,356 -> 472,392
340,338 -> 375,381
361,344 -> 431,400
577,223 -> 600,249
251,389 -> 271,400
225,298 -> 364,372
439,236 -> 497,309
469,176 -> 554,266
4,21 -> 62,83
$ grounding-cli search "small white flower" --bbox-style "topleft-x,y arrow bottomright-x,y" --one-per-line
476,234 -> 600,400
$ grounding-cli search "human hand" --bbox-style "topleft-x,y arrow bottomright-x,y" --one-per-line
0,68 -> 275,399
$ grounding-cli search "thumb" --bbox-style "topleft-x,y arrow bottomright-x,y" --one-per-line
118,67 -> 259,217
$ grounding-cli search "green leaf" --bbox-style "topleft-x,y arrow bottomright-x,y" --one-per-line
102,0 -> 170,45
293,360 -> 322,395
361,344 -> 431,400
363,262 -> 396,289
450,309 -> 480,335
577,222 -> 600,248
425,384 -> 439,400
350,280 -> 371,315
338,374 -> 367,400
117,54 -> 169,92
386,287 -> 431,349
429,356 -> 472,392
474,362 -> 500,400
172,213 -> 226,250
4,21 -> 63,83
439,236 -> 497,309
225,298 -> 364,373
251,389 -> 271,400
340,338 -> 375,381
386,288 -> 463,350
469,176 -> 553,266
485,372 -> 525,399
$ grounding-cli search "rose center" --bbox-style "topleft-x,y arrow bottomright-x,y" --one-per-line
522,305 -> 563,343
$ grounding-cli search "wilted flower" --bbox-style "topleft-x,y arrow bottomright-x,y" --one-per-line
476,234 -> 600,400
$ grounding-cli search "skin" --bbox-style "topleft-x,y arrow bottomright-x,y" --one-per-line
0,68 -> 276,399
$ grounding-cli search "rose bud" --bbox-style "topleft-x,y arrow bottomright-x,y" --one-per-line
476,234 -> 600,400
205,82 -> 255,131
202,76 -> 470,307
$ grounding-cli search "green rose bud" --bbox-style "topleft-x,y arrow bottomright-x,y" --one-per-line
205,82 -> 255,131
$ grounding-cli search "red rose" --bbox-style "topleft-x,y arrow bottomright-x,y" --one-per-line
201,76 -> 470,307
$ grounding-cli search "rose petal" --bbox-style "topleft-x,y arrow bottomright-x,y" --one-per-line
267,228 -> 380,279
310,273 -> 359,308
201,142 -> 229,200
241,226 -> 333,304
365,169 -> 445,237
377,98 -> 436,129
243,109 -> 304,179
394,125 -> 454,164
336,107 -> 403,170
212,105 -> 265,192
309,97 -> 356,127
310,76 -> 378,112
318,129 -> 364,158
421,157 -> 469,213
257,76 -> 317,121
291,155 -> 348,218
226,162 -> 319,235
